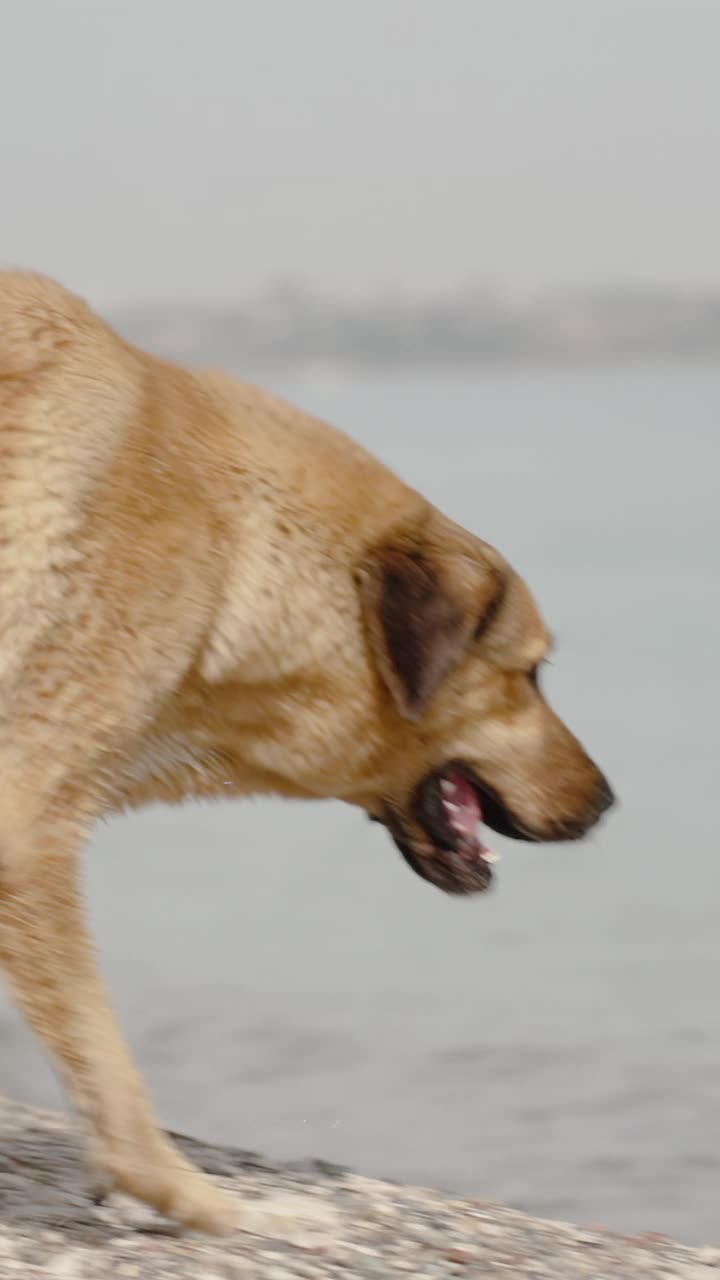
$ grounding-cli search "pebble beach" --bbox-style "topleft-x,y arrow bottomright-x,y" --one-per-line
0,1098 -> 718,1279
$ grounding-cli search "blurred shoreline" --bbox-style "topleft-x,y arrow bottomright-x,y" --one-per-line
112,284 -> 720,371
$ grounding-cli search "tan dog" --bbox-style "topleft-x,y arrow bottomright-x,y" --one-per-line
0,272 -> 613,1233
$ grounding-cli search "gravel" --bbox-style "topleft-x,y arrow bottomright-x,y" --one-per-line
0,1097 -> 718,1278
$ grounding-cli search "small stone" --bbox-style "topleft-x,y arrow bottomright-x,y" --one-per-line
372,1200 -> 399,1217
352,1260 -> 389,1276
406,1222 -> 440,1244
444,1247 -> 476,1264
46,1253 -> 91,1279
699,1249 -> 720,1267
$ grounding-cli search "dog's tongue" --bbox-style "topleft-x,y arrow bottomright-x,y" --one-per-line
441,772 -> 482,837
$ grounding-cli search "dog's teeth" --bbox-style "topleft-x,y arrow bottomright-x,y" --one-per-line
440,779 -> 455,797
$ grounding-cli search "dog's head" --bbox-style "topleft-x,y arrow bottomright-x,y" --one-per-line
352,509 -> 614,895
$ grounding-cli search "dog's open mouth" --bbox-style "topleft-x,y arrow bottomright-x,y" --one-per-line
418,766 -> 499,868
382,764 -> 502,896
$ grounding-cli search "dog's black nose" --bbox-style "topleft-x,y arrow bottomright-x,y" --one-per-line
595,773 -> 615,817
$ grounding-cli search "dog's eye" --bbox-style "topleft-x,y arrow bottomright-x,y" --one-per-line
527,660 -> 549,689
527,660 -> 556,691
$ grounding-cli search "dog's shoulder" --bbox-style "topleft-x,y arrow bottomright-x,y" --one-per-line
0,271 -> 96,377
0,271 -> 145,474
0,276 -> 149,686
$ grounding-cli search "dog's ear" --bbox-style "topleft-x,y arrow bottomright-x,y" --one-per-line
357,542 -> 501,721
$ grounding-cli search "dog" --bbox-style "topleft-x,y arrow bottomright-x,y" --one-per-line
0,271 -> 613,1233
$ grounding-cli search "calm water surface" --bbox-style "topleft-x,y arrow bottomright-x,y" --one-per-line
1,369 -> 718,1243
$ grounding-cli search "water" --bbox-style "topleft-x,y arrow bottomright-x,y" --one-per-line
1,368 -> 718,1243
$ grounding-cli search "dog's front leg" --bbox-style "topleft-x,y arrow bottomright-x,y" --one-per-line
0,818 -> 238,1234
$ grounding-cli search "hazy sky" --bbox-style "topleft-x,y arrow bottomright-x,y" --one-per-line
2,0 -> 720,303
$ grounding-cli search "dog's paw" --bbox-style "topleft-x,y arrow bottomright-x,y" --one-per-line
91,1133 -> 340,1242
165,1176 -> 239,1236
92,1139 -> 238,1235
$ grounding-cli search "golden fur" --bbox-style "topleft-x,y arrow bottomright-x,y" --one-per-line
0,272 -> 612,1233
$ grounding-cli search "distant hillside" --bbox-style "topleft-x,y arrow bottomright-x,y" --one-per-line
112,285 -> 720,371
